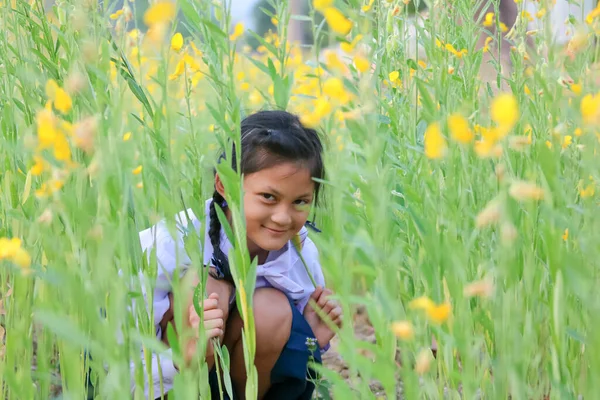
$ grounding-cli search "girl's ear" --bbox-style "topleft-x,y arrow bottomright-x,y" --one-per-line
215,173 -> 226,198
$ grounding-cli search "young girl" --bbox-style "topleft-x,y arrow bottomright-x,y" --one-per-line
136,110 -> 342,399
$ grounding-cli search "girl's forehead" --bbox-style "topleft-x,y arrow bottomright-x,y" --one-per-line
245,163 -> 315,192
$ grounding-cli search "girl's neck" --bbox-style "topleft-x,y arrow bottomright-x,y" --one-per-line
224,207 -> 269,265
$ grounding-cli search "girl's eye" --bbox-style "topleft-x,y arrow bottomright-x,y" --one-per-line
294,199 -> 311,207
261,193 -> 275,201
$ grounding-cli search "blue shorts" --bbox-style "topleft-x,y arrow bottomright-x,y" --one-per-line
209,297 -> 322,400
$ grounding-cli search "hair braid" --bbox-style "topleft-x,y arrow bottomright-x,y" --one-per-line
208,190 -> 234,284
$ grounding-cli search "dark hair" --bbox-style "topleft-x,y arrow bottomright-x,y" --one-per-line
209,110 -> 325,284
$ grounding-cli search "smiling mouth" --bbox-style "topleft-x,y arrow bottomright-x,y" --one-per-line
264,226 -> 287,234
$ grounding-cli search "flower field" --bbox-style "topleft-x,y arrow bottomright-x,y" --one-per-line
1,0 -> 600,398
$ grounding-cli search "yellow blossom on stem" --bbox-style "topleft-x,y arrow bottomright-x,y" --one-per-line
578,179 -> 595,198
132,165 -> 143,175
354,56 -> 370,72
109,9 -> 124,20
491,93 -> 519,133
230,23 -> 244,41
0,237 -> 31,269
562,229 -> 569,241
361,0 -> 374,12
581,93 -> 600,125
424,122 -> 447,159
171,33 -> 183,51
409,296 -> 435,311
447,113 -> 474,144
323,7 -> 353,36
143,2 -> 176,26
483,12 -> 494,27
313,0 -> 333,12
391,321 -> 414,340
483,36 -> 493,53
426,303 -> 451,324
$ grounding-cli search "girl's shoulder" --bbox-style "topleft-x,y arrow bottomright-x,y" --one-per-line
138,206 -> 206,251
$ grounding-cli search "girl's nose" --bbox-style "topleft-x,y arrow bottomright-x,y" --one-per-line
271,209 -> 292,226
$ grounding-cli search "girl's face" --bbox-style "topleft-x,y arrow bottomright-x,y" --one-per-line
241,162 -> 315,257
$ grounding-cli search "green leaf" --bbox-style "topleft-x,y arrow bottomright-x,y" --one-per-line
214,202 -> 234,244
35,311 -> 105,359
415,78 -> 435,119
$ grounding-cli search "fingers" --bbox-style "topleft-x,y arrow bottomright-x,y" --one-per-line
203,295 -> 219,311
310,286 -> 323,301
206,328 -> 224,340
317,288 -> 333,309
328,306 -> 343,328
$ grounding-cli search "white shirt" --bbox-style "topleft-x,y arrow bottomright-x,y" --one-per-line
138,199 -> 325,338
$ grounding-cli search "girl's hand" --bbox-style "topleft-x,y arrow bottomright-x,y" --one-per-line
303,286 -> 343,349
186,292 -> 225,360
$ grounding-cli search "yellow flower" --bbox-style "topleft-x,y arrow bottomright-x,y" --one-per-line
562,135 -> 573,149
322,78 -> 349,104
447,114 -> 474,144
171,33 -> 183,51
491,93 -> 518,132
483,12 -> 494,27
482,36 -> 493,53
52,133 -> 71,162
31,156 -> 46,176
36,109 -> 58,149
354,56 -> 370,72
562,228 -> 569,242
391,321 -> 414,340
230,22 -> 244,41
426,303 -> 451,324
581,93 -> 600,125
12,248 -> 31,269
499,22 -> 508,32
132,165 -> 143,175
362,0 -> 374,12
0,237 -> 22,259
536,8 -> 546,18
509,180 -> 545,201
109,9 -> 124,20
169,58 -> 186,81
341,34 -> 363,53
521,10 -> 533,22
524,84 -> 531,96
313,0 -> 333,12
475,198 -> 501,228
578,179 -> 595,198
424,122 -> 447,159
323,7 -> 352,36
574,127 -> 583,137
447,65 -> 455,74
409,296 -> 435,311
586,4 -> 600,24
123,132 -> 132,141
53,87 -> 73,114
143,2 -> 176,26
571,83 -> 582,95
